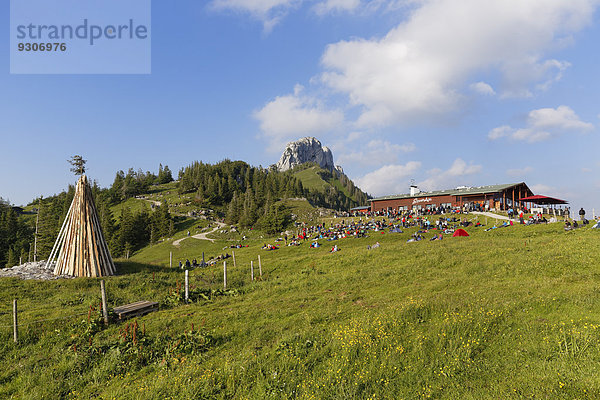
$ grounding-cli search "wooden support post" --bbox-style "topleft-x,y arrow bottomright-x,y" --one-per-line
512,188 -> 515,210
19,257 -> 22,266
232,251 -> 236,268
28,243 -> 31,263
251,261 -> 254,281
34,198 -> 40,262
170,251 -> 172,268
13,299 -> 18,343
185,270 -> 189,302
100,280 -> 109,326
258,255 -> 262,278
223,261 -> 227,290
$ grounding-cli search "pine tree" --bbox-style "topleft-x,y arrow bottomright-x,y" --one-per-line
19,248 -> 27,265
169,220 -> 175,238
6,247 -> 17,268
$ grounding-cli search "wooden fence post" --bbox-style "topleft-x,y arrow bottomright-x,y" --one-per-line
232,251 -> 236,268
223,261 -> 227,290
185,270 -> 189,302
13,299 -> 18,343
251,261 -> 254,282
100,280 -> 109,326
170,251 -> 172,268
258,255 -> 262,278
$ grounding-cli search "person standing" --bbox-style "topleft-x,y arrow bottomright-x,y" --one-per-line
519,210 -> 524,224
579,207 -> 586,221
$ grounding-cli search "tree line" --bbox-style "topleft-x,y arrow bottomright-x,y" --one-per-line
177,160 -> 369,233
177,160 -> 303,233
1,159 -> 370,267
0,198 -> 33,268
0,164 -> 175,268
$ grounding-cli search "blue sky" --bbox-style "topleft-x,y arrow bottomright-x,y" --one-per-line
1,0 -> 599,216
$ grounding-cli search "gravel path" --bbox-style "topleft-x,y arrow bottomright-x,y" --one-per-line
172,222 -> 226,246
471,211 -> 514,221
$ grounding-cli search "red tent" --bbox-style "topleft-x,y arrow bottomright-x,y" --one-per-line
452,228 -> 469,237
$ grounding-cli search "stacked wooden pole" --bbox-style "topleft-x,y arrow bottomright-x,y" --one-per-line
47,175 -> 116,277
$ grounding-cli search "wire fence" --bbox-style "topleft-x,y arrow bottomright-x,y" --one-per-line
0,311 -> 88,329
2,261 -> 266,341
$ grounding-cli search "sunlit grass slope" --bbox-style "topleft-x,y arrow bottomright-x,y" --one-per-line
1,222 -> 599,399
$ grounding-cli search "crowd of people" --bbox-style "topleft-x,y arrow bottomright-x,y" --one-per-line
178,207 -> 596,268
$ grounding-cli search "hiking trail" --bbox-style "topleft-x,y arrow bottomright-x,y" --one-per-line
172,221 -> 226,246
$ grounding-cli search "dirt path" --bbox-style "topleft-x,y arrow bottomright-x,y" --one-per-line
471,211 -> 514,221
172,221 -> 226,246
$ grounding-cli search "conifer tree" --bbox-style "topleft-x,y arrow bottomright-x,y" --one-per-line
6,247 -> 17,268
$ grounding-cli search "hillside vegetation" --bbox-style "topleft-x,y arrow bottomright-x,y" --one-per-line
1,219 -> 599,399
1,159 -> 372,269
291,163 -> 370,210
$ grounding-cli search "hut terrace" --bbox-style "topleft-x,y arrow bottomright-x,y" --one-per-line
369,182 -> 534,213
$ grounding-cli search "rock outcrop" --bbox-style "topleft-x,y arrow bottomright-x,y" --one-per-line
276,137 -> 335,172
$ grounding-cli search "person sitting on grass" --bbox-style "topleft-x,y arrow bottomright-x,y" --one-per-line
330,244 -> 339,252
407,233 -> 424,243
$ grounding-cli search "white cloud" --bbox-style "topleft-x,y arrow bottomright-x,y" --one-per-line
319,0 -> 596,127
354,161 -> 421,195
469,81 -> 496,96
314,0 -> 361,15
506,166 -> 533,177
209,0 -> 300,31
337,139 -> 416,167
529,105 -> 594,131
531,183 -> 555,194
488,105 -> 593,143
347,131 -> 364,142
487,125 -> 512,140
418,158 -> 482,191
254,85 -> 344,151
210,0 -> 398,29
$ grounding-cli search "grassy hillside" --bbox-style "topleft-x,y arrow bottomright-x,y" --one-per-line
292,165 -> 368,208
293,166 -> 331,192
1,220 -> 600,399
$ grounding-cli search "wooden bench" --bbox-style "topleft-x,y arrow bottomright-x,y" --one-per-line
112,301 -> 159,320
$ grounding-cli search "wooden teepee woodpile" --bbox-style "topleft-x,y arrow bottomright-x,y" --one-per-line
47,175 -> 116,277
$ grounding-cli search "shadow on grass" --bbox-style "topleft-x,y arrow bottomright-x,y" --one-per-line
174,217 -> 203,233
116,261 -> 178,276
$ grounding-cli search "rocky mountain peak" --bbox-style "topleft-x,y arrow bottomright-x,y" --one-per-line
276,137 -> 336,172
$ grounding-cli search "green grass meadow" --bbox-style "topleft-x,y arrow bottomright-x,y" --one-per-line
1,220 -> 599,399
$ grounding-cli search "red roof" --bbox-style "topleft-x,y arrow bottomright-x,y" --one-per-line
520,195 -> 568,205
